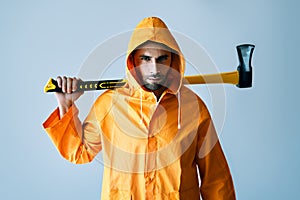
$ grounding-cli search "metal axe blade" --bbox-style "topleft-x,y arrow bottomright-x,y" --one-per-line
236,44 -> 255,88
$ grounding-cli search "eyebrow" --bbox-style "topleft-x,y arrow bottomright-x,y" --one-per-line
139,54 -> 169,60
139,55 -> 151,59
157,55 -> 169,60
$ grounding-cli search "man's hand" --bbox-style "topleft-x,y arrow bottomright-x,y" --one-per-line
54,76 -> 84,118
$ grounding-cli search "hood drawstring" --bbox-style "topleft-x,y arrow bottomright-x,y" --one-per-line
177,91 -> 181,129
139,88 -> 181,129
140,89 -> 143,124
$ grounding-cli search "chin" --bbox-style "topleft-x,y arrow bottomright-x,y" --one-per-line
144,83 -> 162,91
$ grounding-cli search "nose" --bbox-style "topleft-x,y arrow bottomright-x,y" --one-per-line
150,60 -> 160,74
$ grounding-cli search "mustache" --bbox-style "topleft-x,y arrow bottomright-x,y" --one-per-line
145,74 -> 164,79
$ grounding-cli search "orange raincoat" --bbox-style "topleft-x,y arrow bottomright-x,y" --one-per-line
43,17 -> 236,199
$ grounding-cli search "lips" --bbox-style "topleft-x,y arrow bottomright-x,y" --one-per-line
147,74 -> 162,79
147,76 -> 162,83
148,77 -> 161,80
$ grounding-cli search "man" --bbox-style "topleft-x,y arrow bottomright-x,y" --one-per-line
43,16 -> 236,199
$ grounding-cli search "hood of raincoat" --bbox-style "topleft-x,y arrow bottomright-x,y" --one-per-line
125,16 -> 185,95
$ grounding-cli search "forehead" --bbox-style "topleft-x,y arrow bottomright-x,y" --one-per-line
134,41 -> 172,55
137,41 -> 170,50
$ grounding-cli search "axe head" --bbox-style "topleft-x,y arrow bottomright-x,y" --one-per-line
236,44 -> 255,88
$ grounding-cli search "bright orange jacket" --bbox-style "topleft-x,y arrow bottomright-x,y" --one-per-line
43,17 -> 236,200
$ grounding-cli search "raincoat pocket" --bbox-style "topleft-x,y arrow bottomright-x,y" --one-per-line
109,189 -> 132,200
168,191 -> 180,199
155,191 -> 179,200
180,185 -> 200,199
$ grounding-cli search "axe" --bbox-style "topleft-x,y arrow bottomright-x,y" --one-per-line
44,44 -> 255,93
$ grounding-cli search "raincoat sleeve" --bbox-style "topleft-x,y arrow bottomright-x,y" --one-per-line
196,106 -> 236,200
42,104 -> 102,164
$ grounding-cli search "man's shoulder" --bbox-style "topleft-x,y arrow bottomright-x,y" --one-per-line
181,86 -> 202,99
93,88 -> 130,105
181,86 -> 207,106
92,89 -> 114,105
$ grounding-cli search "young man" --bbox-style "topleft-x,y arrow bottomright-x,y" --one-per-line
43,16 -> 236,199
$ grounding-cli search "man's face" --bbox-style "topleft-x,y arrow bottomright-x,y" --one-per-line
133,42 -> 172,91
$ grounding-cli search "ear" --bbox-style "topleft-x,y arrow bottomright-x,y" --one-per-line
129,51 -> 138,68
129,54 -> 134,66
170,52 -> 180,72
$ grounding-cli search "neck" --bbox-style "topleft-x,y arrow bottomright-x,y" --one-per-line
152,87 -> 166,102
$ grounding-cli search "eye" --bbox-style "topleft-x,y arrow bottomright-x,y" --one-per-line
157,55 -> 169,63
140,55 -> 151,62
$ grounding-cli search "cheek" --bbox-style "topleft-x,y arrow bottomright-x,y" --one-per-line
136,65 -> 150,77
157,64 -> 171,74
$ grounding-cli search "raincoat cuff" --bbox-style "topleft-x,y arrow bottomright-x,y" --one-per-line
42,104 -> 79,129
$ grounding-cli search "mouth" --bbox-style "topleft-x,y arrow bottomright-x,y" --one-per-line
147,75 -> 163,82
147,79 -> 162,85
148,77 -> 161,81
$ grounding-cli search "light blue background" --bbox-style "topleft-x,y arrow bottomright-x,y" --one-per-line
1,0 -> 299,199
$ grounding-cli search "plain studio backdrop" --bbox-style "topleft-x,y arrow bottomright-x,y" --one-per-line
1,0 -> 299,199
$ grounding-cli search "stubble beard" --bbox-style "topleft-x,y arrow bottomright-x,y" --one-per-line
143,82 -> 162,91
142,74 -> 166,91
